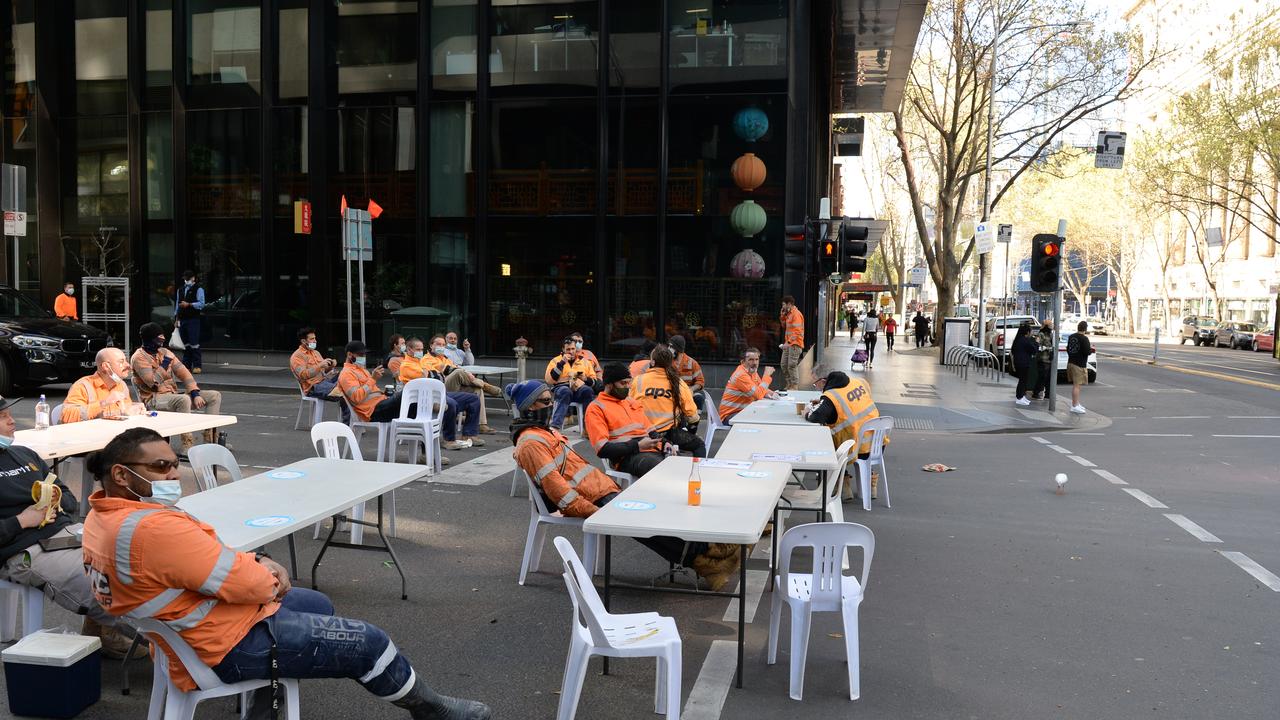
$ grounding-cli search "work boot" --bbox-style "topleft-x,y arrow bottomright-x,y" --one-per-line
192,367 -> 202,375
477,424 -> 497,435
391,675 -> 491,720
203,428 -> 218,444
180,434 -> 195,452
870,471 -> 880,500
442,440 -> 471,451
482,383 -> 502,397
692,551 -> 741,592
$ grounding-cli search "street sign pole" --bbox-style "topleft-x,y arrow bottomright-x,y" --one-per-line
1049,219 -> 1067,414
344,209 -> 353,341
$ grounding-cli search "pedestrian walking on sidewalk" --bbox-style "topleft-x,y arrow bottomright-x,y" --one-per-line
1066,321 -> 1093,414
884,314 -> 897,352
912,312 -> 930,348
1011,321 -> 1037,406
779,295 -> 805,390
861,312 -> 880,368
1033,318 -> 1054,399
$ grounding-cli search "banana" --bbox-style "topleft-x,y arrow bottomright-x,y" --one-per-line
31,473 -> 62,528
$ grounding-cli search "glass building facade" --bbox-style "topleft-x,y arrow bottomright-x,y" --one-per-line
1,0 -> 839,362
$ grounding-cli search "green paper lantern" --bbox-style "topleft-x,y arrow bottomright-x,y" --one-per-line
730,200 -> 767,238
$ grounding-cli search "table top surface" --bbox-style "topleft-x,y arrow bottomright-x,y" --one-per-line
715,424 -> 840,471
730,393 -> 822,426
583,456 -> 790,544
461,365 -> 517,375
15,412 -> 238,460
177,456 -> 428,551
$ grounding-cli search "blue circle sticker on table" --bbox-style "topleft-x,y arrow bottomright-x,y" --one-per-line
615,500 -> 656,511
267,470 -> 305,480
738,471 -> 768,478
245,515 -> 293,528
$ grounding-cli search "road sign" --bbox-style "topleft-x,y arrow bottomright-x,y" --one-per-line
997,223 -> 1012,244
2,211 -> 25,237
1095,130 -> 1126,169
908,265 -> 927,286
342,209 -> 372,261
975,222 -> 995,254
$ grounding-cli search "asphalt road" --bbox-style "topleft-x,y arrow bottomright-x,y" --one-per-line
2,368 -> 1276,719
1094,334 -> 1280,387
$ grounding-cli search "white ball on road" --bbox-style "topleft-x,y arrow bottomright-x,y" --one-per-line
1055,473 -> 1068,485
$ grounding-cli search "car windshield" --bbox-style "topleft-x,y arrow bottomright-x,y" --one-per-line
1236,323 -> 1256,332
0,288 -> 53,319
1196,317 -> 1214,325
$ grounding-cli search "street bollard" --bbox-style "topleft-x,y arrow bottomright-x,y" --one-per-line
1152,327 -> 1160,363
514,336 -> 531,383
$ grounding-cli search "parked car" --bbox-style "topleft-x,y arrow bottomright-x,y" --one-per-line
1085,316 -> 1107,335
1214,321 -> 1258,349
1253,328 -> 1274,353
982,315 -> 1038,367
0,286 -> 113,395
1180,315 -> 1217,346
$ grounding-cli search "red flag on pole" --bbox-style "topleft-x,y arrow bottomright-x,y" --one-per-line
368,198 -> 384,219
340,194 -> 348,216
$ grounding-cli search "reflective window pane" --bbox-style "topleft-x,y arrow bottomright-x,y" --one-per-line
75,0 -> 128,115
668,0 -> 787,91
193,230 -> 264,349
609,2 -> 658,91
488,218 -> 596,354
4,1 -> 36,118
490,0 -> 599,94
336,1 -> 417,100
331,107 -> 416,219
145,0 -> 173,109
429,222 -> 477,338
187,109 -> 262,219
429,101 -> 474,217
187,1 -> 262,106
145,113 -> 173,219
605,218 -> 658,357
273,107 -> 308,220
278,1 -> 308,101
69,117 -> 129,229
489,99 -> 596,216
431,0 -> 478,92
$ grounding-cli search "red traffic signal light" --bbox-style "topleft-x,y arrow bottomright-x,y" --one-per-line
1030,233 -> 1062,292
1041,241 -> 1059,257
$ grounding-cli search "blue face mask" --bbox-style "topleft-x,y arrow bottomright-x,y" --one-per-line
354,356 -> 367,367
0,435 -> 13,450
412,351 -> 424,359
123,466 -> 182,507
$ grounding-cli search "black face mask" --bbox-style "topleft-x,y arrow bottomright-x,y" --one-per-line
528,405 -> 553,426
143,338 -> 163,353
608,386 -> 630,400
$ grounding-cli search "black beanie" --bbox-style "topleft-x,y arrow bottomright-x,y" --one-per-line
601,362 -> 631,386
139,322 -> 164,342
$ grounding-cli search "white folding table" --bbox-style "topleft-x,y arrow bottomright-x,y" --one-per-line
461,365 -> 518,415
584,456 -> 791,688
177,456 -> 428,599
728,391 -> 822,426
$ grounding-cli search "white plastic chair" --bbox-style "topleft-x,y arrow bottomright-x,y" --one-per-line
604,468 -> 637,490
554,397 -> 585,434
137,617 -> 300,720
345,396 -> 392,463
517,468 -> 600,584
552,536 -> 681,720
0,578 -> 43,642
311,422 -> 397,542
294,385 -> 327,430
776,439 -> 856,567
390,378 -> 448,473
698,392 -> 730,447
50,403 -> 65,426
50,402 -> 94,519
767,522 -> 874,702
187,443 -> 243,492
850,417 -> 894,511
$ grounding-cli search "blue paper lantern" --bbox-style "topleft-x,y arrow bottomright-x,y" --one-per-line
733,107 -> 770,142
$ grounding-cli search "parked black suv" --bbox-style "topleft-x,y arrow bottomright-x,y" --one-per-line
0,286 -> 113,395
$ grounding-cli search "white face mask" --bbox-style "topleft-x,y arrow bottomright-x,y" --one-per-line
398,344 -> 407,354
307,342 -> 317,350
65,288 -> 74,295
432,346 -> 446,355
123,466 -> 182,507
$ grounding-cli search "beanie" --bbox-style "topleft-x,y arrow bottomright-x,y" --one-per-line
668,335 -> 686,353
600,362 -> 631,386
139,322 -> 164,342
504,380 -> 549,413
823,371 -> 850,390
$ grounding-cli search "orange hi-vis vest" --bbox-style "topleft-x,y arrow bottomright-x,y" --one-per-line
821,381 -> 889,454
674,353 -> 705,388
629,367 -> 698,433
61,373 -> 131,424
782,307 -> 804,347
545,355 -> 596,386
628,359 -> 650,378
338,362 -> 385,422
81,491 -> 280,692
289,347 -> 329,394
513,426 -> 619,517
719,364 -> 772,422
584,392 -> 654,465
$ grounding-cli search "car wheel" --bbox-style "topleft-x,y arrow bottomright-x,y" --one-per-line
1088,370 -> 1096,384
1192,337 -> 1201,346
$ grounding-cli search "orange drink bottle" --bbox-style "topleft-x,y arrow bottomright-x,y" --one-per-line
688,458 -> 702,506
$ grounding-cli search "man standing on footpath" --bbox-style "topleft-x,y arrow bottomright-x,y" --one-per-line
174,270 -> 205,374
779,295 -> 804,390
1066,320 -> 1092,414
912,311 -> 931,348
54,282 -> 78,321
1032,318 -> 1055,400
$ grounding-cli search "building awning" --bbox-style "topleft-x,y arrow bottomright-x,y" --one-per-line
831,0 -> 928,113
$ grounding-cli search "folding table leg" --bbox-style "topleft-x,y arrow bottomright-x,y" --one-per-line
736,544 -> 746,689
286,534 -> 299,580
602,535 -> 612,676
375,495 -> 409,600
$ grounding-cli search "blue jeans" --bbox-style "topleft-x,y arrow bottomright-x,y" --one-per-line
307,377 -> 351,423
443,392 -> 480,440
179,317 -> 202,369
212,588 -> 414,700
551,384 -> 595,428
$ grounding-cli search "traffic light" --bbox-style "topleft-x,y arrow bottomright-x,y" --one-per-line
784,224 -> 808,272
1030,233 -> 1062,292
839,218 -> 870,273
818,232 -> 838,275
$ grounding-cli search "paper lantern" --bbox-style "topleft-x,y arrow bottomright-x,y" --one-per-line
730,200 -> 767,238
732,107 -> 770,142
731,152 -> 766,191
730,248 -> 766,278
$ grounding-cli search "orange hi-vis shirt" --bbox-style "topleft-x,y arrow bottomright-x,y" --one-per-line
62,373 -> 131,424
584,392 -> 653,462
289,347 -> 330,394
719,364 -> 773,422
513,426 -> 619,517
629,367 -> 698,433
628,359 -> 650,378
782,307 -> 805,348
577,348 -> 602,374
338,362 -> 386,422
545,354 -> 597,386
54,293 -> 78,319
81,491 -> 280,692
674,353 -> 705,388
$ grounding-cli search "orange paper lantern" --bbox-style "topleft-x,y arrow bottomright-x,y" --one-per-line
731,152 -> 766,192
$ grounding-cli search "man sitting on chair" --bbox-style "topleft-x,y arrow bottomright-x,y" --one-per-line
667,335 -> 706,409
61,348 -> 134,424
289,327 -> 349,424
398,337 -> 485,448
804,370 -> 889,500
717,347 -> 781,424
131,322 -> 224,450
81,428 -> 490,720
544,338 -> 597,430
505,381 -> 740,590
585,363 -> 665,479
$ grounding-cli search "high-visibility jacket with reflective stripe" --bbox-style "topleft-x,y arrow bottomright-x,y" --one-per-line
545,355 -> 597,386
782,307 -> 804,348
82,491 -> 280,692
513,426 -> 619,517
584,393 -> 656,466
338,363 -> 385,422
719,364 -> 773,422
822,381 -> 889,454
289,347 -> 328,394
628,359 -> 650,378
674,354 -> 705,388
629,367 -> 698,433
61,373 -> 130,424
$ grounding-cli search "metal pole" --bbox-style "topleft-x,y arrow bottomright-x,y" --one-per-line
1152,327 -> 1160,363
1048,218 -> 1066,413
816,284 -> 827,367
976,2 -> 999,351
357,215 -> 367,344
344,212 -> 353,341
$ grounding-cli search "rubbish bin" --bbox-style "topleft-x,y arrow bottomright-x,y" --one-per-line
386,306 -> 452,345
939,317 -> 973,365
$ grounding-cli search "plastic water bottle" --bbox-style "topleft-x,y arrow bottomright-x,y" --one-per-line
34,395 -> 50,430
687,458 -> 702,506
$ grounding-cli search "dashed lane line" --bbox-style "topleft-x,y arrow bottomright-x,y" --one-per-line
1121,488 -> 1168,509
1163,514 -> 1223,543
1066,432 -> 1105,435
1091,469 -> 1127,485
1218,552 -> 1280,592
1031,436 -> 1051,444
1212,434 -> 1280,439
1123,433 -> 1193,437
1152,416 -> 1210,419
1066,455 -> 1096,467
1226,416 -> 1280,419
683,641 -> 738,720
1045,444 -> 1072,454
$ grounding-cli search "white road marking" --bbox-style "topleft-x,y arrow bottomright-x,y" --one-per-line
1218,552 -> 1280,592
1031,436 -> 1051,444
683,640 -> 738,720
1144,388 -> 1196,393
1122,488 -> 1168,509
1091,469 -> 1127,485
430,447 -> 518,486
1163,514 -> 1222,543
1212,435 -> 1280,439
1067,455 -> 1097,467
1124,433 -> 1193,437
722,569 -> 769,624
1153,416 -> 1210,419
1067,432 -> 1105,435
1226,416 -> 1280,419
1110,416 -> 1137,420
1045,445 -> 1072,454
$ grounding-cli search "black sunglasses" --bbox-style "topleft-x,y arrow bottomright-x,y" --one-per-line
125,458 -> 182,472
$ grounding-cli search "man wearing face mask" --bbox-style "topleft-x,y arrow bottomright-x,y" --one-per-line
54,282 -> 78,321
439,332 -> 474,367
567,332 -> 602,376
584,363 -> 665,478
61,347 -> 134,424
337,341 -> 405,424
384,334 -> 408,378
289,327 -> 349,424
544,338 -> 598,430
505,381 -> 740,590
0,396 -> 138,658
81,428 -> 491,720
173,270 -> 205,374
398,337 -> 486,446
131,322 -> 223,450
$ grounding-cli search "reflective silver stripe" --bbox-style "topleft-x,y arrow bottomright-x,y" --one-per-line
125,587 -> 184,620
197,547 -> 238,596
607,423 -> 645,438
517,434 -> 553,449
533,461 -> 558,481
569,464 -> 594,485
382,668 -> 417,703
115,509 -> 162,586
827,392 -> 858,434
359,641 -> 399,684
592,438 -> 608,451
557,488 -> 581,509
164,599 -> 218,631
831,396 -> 878,435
